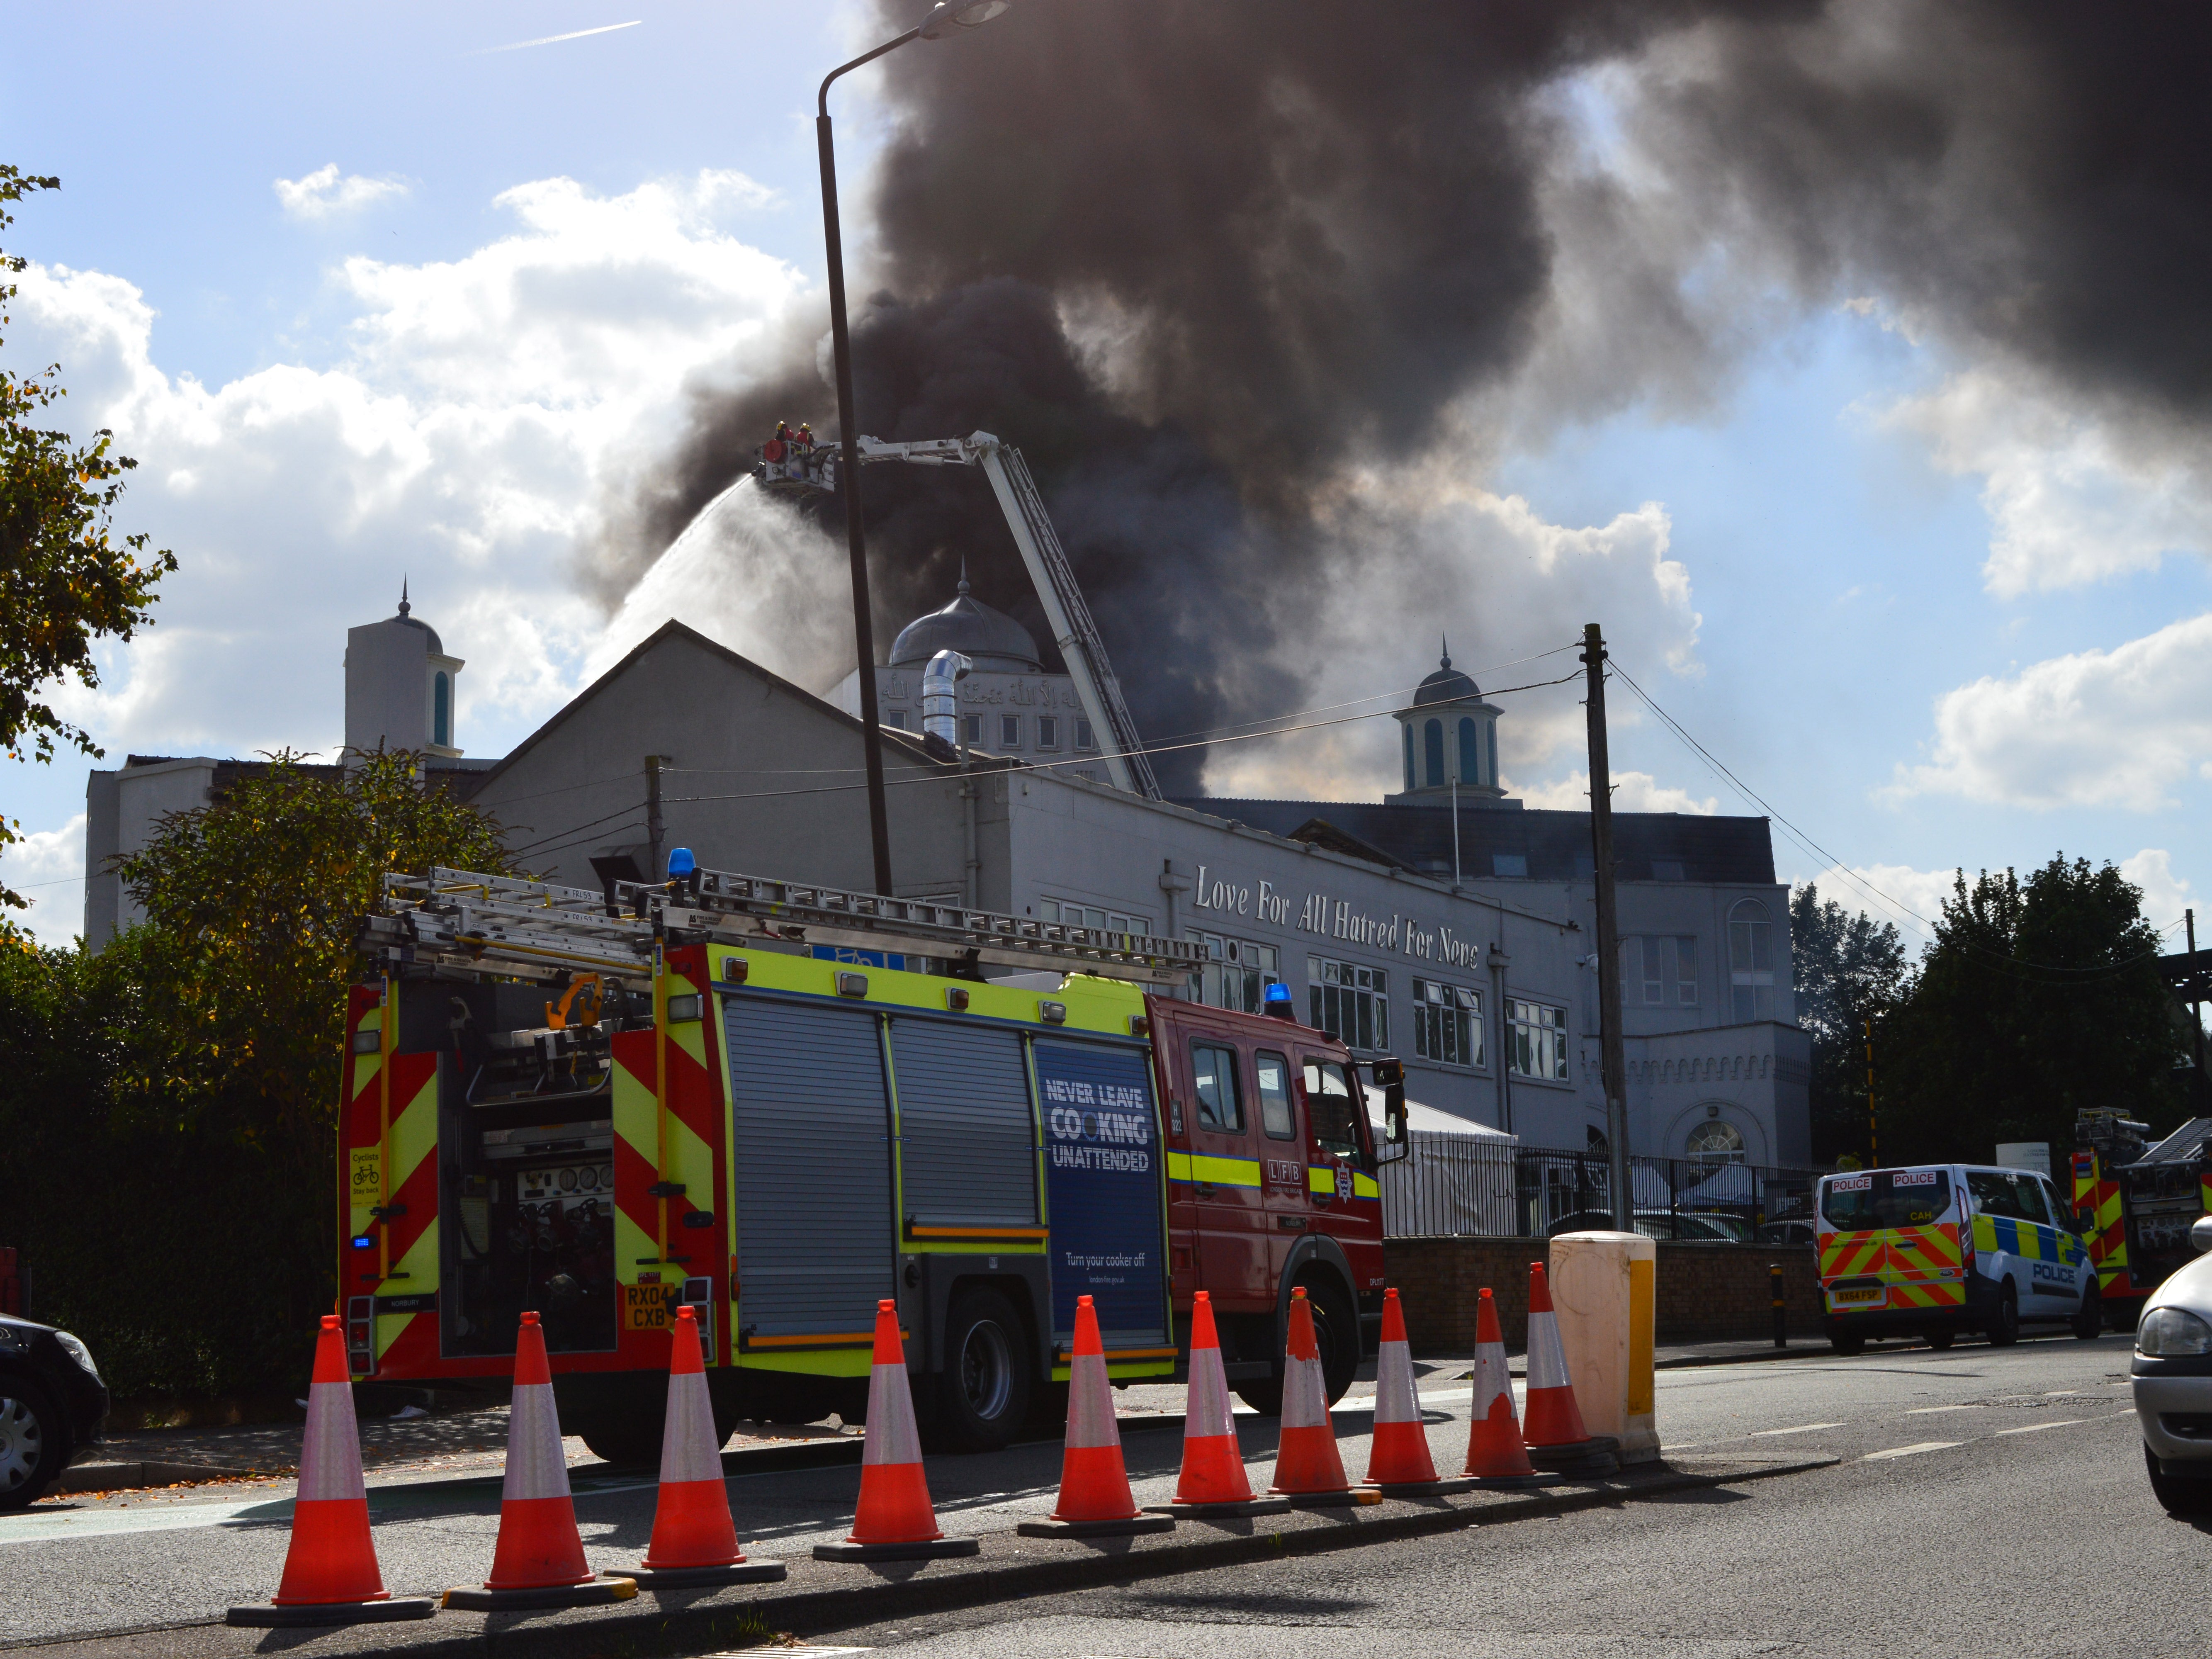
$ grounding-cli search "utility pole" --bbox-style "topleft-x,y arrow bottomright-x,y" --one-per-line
1865,1016 -> 1879,1167
2190,909 -> 2207,1104
645,754 -> 666,884
1582,623 -> 1631,1228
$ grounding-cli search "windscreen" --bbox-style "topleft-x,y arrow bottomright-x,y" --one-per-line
1821,1169 -> 1952,1233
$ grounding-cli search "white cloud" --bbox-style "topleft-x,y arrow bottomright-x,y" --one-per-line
1888,612 -> 2212,810
273,164 -> 410,221
1514,769 -> 1716,815
1798,861 -> 1959,943
7,813 -> 87,941
5,170 -> 809,845
1873,362 -> 2212,597
2120,848 -> 2194,930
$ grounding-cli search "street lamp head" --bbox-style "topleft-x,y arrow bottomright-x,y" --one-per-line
919,0 -> 1012,38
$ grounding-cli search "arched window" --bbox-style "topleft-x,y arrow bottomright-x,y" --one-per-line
1423,719 -> 1444,788
1458,718 -> 1480,784
1402,723 -> 1415,793
433,671 -> 451,748
1686,1119 -> 1745,1165
1728,899 -> 1774,1022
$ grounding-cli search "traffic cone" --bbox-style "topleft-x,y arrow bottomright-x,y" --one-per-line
1268,1288 -> 1372,1505
444,1312 -> 637,1610
1463,1288 -> 1546,1487
1522,1262 -> 1619,1477
1019,1295 -> 1174,1538
813,1300 -> 979,1561
1154,1292 -> 1289,1518
632,1308 -> 786,1586
226,1317 -> 436,1627
1357,1289 -> 1463,1496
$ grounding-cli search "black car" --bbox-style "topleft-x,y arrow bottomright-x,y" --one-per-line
0,1314 -> 109,1509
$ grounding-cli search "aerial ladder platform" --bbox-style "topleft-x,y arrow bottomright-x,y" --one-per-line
754,428 -> 1161,800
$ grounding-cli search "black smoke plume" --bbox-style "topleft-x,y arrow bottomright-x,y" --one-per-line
595,2 -> 2212,794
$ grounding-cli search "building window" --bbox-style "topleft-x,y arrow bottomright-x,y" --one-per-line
1037,715 -> 1059,749
433,671 -> 451,747
1000,713 -> 1022,749
1423,718 -> 1444,788
1508,999 -> 1569,1082
882,709 -> 907,730
1074,717 -> 1096,751
960,714 -> 982,746
1309,956 -> 1388,1051
1402,724 -> 1415,793
1191,932 -> 1280,1013
1685,1119 -> 1745,1165
1042,897 -> 1152,937
1491,853 -> 1527,878
1411,978 -> 1483,1068
1651,859 -> 1685,881
1458,718 -> 1479,785
1626,936 -> 1698,1006
1728,898 -> 1775,1022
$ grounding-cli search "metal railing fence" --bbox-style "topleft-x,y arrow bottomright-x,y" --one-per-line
1381,1138 -> 1821,1241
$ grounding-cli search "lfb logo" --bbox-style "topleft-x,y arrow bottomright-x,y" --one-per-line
1334,1164 -> 1354,1202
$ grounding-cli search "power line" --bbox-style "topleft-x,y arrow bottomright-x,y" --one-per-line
1609,661 -> 2176,983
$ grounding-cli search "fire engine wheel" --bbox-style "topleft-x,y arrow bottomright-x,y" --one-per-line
1985,1282 -> 2020,1347
1234,1275 -> 1360,1417
2146,1445 -> 2212,1516
928,1288 -> 1031,1455
2072,1279 -> 2104,1340
0,1379 -> 64,1512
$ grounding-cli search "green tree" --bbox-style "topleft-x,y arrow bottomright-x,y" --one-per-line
0,165 -> 177,912
1879,856 -> 2180,1166
0,752 -> 510,1399
1790,883 -> 1911,1165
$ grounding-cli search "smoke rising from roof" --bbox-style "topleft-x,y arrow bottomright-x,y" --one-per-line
590,2 -> 2212,795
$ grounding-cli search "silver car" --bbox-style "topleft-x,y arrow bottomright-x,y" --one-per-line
2134,1214 -> 2212,1513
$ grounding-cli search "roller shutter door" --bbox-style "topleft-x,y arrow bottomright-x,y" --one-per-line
889,1020 -> 1038,1227
723,996 -> 892,1338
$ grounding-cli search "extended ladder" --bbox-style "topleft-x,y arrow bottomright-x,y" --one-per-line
362,864 -> 1203,987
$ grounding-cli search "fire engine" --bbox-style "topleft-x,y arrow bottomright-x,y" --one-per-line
2073,1107 -> 2212,1327
341,859 -> 1396,1461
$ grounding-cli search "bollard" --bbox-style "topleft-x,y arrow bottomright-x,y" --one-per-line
1770,1262 -> 1787,1350
1549,1232 -> 1658,1463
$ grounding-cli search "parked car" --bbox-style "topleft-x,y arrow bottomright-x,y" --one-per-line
2134,1214 -> 2212,1514
1548,1209 -> 1742,1243
1757,1219 -> 1817,1246
0,1313 -> 108,1509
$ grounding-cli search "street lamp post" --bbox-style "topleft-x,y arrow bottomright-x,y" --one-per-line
817,0 -> 1013,899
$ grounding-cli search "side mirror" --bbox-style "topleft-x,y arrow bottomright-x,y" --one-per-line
1371,1056 -> 1409,1164
2193,1214 -> 2212,1257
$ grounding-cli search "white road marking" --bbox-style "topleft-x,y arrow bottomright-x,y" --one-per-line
1862,1441 -> 1963,1461
2044,1389 -> 2078,1396
1997,1418 -> 2087,1435
1748,1422 -> 1845,1437
1906,1404 -> 1985,1414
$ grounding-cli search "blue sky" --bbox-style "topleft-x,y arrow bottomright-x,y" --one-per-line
5,3 -> 2208,954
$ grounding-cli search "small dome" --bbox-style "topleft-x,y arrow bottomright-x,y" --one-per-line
887,574 -> 1043,671
392,581 -> 443,653
1413,640 -> 1478,707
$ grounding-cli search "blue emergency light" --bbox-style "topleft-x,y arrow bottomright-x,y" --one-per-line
351,1235 -> 375,1250
666,846 -> 696,879
1264,982 -> 1296,1020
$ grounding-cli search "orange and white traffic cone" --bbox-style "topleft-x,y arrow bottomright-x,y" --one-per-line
1522,1262 -> 1619,1477
1020,1295 -> 1174,1538
1357,1288 -> 1462,1496
1268,1288 -> 1373,1505
1158,1291 -> 1289,1518
813,1300 -> 979,1561
227,1316 -> 435,1627
1463,1287 -> 1546,1487
445,1312 -> 637,1610
632,1308 -> 786,1586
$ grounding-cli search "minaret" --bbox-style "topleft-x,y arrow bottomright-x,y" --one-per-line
344,581 -> 466,760
1388,637 -> 1505,803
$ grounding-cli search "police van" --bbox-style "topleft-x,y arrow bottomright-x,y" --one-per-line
1816,1163 -> 2105,1353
